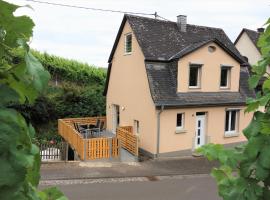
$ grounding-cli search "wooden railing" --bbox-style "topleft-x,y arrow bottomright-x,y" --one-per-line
58,117 -> 120,160
117,126 -> 139,156
61,116 -> 106,128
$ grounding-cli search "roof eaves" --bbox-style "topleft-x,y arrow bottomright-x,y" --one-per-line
103,63 -> 112,96
108,15 -> 128,63
155,102 -> 246,109
171,38 -> 244,64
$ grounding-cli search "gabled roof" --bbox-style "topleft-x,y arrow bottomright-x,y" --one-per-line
145,62 -> 255,108
104,15 -> 253,107
234,28 -> 261,52
108,14 -> 245,63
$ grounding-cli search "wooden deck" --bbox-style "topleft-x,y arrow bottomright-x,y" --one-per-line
58,117 -> 139,161
58,117 -> 120,160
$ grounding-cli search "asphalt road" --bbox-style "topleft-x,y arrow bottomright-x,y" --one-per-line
40,174 -> 221,200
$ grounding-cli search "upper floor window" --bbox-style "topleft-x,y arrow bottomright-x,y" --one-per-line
176,113 -> 184,130
189,64 -> 202,88
125,33 -> 132,54
225,109 -> 239,137
220,66 -> 231,88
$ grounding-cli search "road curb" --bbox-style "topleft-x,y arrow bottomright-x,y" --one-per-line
40,173 -> 211,186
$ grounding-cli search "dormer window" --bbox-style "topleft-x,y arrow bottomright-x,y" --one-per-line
220,66 -> 231,89
125,33 -> 132,54
189,64 -> 202,88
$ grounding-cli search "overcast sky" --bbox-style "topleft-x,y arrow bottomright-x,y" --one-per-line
7,0 -> 270,67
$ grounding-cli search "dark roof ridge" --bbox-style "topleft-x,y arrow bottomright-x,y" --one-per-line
126,14 -> 224,30
169,39 -> 213,60
125,14 -> 173,23
243,28 -> 257,33
234,28 -> 258,44
187,24 -> 223,30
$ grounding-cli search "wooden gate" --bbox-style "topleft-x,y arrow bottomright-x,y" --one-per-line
86,137 -> 120,160
116,126 -> 139,156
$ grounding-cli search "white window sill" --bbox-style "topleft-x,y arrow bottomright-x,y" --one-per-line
124,52 -> 132,56
220,87 -> 230,90
224,132 -> 239,138
175,129 -> 187,134
188,86 -> 201,89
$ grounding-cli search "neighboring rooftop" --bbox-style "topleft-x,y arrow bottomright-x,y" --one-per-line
234,28 -> 262,52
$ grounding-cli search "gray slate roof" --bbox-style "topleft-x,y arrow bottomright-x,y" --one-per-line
105,15 -> 254,107
122,15 -> 244,62
146,62 -> 254,108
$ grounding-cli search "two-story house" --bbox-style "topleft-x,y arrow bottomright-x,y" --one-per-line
104,15 -> 254,158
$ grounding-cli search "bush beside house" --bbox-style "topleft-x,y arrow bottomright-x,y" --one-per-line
18,51 -> 107,143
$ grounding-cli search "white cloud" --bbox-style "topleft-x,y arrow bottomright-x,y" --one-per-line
6,0 -> 269,67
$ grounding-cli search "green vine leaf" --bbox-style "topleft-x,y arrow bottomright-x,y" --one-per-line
0,1 -> 66,199
199,17 -> 270,200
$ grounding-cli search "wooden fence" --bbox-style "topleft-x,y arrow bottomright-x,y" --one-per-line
117,126 -> 139,156
58,117 -> 120,160
86,137 -> 120,160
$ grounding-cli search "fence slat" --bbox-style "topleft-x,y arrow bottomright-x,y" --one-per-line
116,126 -> 138,156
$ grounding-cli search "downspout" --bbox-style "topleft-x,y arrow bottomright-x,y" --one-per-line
156,105 -> 164,158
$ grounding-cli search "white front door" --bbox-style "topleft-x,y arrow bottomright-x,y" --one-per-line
195,114 -> 206,148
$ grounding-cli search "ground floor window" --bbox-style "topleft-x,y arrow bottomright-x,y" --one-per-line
176,113 -> 184,130
225,109 -> 239,136
134,120 -> 139,134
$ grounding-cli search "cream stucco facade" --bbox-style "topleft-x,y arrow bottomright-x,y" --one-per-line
106,22 -> 157,154
178,42 -> 240,92
159,106 -> 252,154
106,21 -> 253,157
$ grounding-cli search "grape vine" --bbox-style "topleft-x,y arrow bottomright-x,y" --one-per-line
198,18 -> 270,200
0,1 -> 67,199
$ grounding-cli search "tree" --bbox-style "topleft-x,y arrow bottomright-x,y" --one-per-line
0,1 -> 66,199
198,18 -> 270,200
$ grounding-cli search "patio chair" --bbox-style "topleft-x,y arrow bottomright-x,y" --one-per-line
79,119 -> 100,129
89,121 -> 105,138
73,122 -> 89,138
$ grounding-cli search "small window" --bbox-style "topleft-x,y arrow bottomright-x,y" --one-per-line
189,65 -> 201,88
225,110 -> 239,136
125,33 -> 132,54
134,120 -> 139,134
176,113 -> 184,129
208,46 -> 216,53
220,67 -> 231,88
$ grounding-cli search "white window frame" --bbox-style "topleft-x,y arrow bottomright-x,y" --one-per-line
220,66 -> 232,89
176,113 -> 184,130
188,64 -> 202,89
225,109 -> 240,137
124,33 -> 132,54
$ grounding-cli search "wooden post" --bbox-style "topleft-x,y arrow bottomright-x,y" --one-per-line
118,138 -> 121,161
109,138 -> 112,159
84,139 -> 87,161
65,142 -> 69,162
